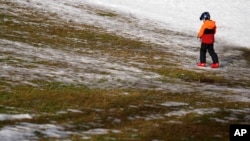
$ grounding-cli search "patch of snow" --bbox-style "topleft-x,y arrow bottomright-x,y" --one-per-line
82,128 -> 121,135
165,108 -> 220,117
0,122 -> 71,140
228,108 -> 250,115
225,95 -> 250,103
0,114 -> 32,121
210,118 -> 228,123
0,39 -> 162,89
165,110 -> 190,117
67,109 -> 83,113
145,114 -> 165,121
160,101 -> 189,107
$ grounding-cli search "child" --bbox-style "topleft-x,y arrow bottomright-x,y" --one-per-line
197,12 -> 219,68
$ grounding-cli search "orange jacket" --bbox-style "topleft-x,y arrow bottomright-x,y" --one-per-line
198,20 -> 216,44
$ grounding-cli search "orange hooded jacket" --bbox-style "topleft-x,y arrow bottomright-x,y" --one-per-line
198,20 -> 216,44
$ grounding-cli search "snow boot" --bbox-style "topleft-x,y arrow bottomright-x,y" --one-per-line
197,62 -> 206,67
211,63 -> 219,68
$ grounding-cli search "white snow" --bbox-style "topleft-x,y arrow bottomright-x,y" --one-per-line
0,39 -> 162,89
0,114 -> 32,121
82,128 -> 121,135
165,108 -> 221,117
9,0 -> 250,48
1,0 -> 250,140
161,101 -> 189,107
0,123 -> 71,141
85,0 -> 250,48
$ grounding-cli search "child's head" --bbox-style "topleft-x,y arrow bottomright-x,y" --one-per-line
200,12 -> 210,21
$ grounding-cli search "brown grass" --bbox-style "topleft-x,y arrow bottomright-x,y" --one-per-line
1,1 -> 249,141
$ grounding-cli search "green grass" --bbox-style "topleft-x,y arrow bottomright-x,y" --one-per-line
0,83 -> 249,140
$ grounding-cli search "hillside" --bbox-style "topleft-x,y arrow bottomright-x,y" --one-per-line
0,1 -> 250,140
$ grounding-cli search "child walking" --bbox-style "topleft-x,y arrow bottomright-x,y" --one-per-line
197,12 -> 219,68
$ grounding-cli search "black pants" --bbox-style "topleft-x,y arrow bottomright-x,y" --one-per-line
200,43 -> 219,64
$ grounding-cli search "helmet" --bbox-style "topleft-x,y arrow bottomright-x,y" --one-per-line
200,12 -> 210,21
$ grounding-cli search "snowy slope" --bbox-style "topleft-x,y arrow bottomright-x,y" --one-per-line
10,0 -> 250,48
85,0 -> 250,48
1,0 -> 250,140
3,0 -> 250,94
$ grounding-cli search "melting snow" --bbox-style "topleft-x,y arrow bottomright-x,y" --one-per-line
1,0 -> 250,140
0,123 -> 70,141
0,39 -> 162,89
165,108 -> 221,117
0,114 -> 32,121
85,0 -> 250,48
161,101 -> 189,107
82,128 -> 121,135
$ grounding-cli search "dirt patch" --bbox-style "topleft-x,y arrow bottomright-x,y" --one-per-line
241,48 -> 250,66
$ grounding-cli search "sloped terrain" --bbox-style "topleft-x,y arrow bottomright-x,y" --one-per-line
0,1 -> 249,140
